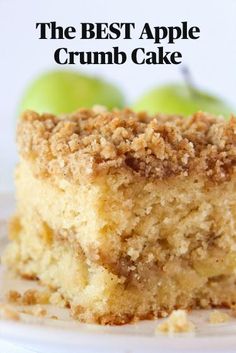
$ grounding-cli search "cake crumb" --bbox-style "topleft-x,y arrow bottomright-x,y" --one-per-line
33,305 -> 47,317
6,290 -> 22,303
156,310 -> 195,334
49,292 -> 66,308
0,304 -> 20,321
209,310 -> 230,324
22,289 -> 50,305
21,305 -> 47,318
50,315 -> 58,320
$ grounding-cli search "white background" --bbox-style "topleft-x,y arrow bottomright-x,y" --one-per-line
0,0 -> 236,192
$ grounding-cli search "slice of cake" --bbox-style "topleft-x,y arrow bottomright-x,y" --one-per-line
3,108 -> 236,325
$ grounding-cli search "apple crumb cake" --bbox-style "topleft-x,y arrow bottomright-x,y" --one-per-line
3,107 -> 236,325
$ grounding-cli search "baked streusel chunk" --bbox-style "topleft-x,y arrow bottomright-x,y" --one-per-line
3,108 -> 236,324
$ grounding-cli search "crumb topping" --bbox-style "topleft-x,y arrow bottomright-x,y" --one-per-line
6,289 -> 50,306
49,292 -> 67,308
209,310 -> 230,324
156,309 -> 195,334
17,108 -> 236,182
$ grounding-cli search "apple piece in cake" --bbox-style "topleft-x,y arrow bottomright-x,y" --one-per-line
3,108 -> 236,325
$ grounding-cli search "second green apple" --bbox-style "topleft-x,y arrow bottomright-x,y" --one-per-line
133,84 -> 234,118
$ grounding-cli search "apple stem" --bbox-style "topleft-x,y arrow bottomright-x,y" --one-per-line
181,66 -> 197,97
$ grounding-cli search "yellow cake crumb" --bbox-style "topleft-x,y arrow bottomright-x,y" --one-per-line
33,305 -> 47,317
209,310 -> 230,324
50,315 -> 59,320
21,305 -> 47,318
6,290 -> 22,303
156,310 -> 195,334
0,304 -> 20,321
22,289 -> 50,305
49,292 -> 66,308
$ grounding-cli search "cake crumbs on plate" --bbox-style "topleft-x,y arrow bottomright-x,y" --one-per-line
209,310 -> 230,324
50,315 -> 59,320
156,310 -> 195,334
49,291 -> 67,308
5,288 -> 51,306
0,303 -> 20,321
6,290 -> 22,303
21,305 -> 47,318
22,289 -> 50,305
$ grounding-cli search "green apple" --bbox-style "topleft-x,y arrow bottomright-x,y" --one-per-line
133,84 -> 234,118
20,70 -> 125,115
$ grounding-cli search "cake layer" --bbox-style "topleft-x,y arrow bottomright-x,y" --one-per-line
4,210 -> 236,325
13,159 -> 236,276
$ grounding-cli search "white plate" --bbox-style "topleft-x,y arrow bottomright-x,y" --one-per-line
1,193 -> 236,353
